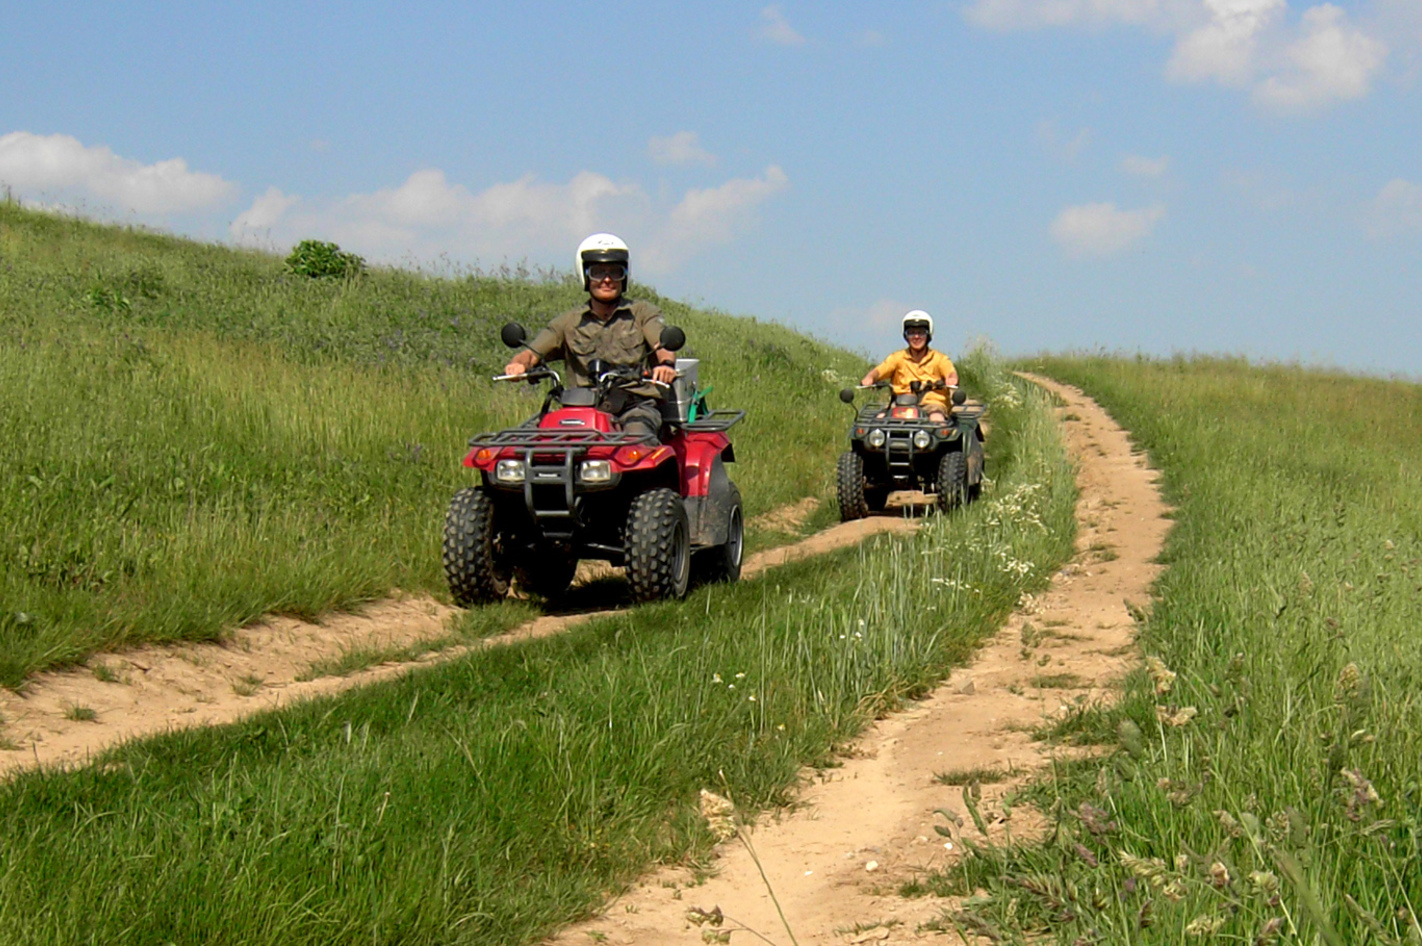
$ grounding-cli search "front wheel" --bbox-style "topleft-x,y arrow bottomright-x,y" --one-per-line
694,484 -> 744,585
443,487 -> 511,606
625,488 -> 692,602
936,451 -> 967,513
837,451 -> 869,521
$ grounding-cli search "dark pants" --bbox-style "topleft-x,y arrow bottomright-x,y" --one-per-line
616,398 -> 663,440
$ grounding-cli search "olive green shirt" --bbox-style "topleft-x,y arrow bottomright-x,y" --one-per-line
529,298 -> 667,398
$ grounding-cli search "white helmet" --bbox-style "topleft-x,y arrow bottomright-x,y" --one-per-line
902,309 -> 933,343
576,232 -> 630,291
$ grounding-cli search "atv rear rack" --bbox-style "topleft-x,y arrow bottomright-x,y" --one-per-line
671,409 -> 745,433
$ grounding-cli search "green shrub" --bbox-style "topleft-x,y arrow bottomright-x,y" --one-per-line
284,240 -> 366,279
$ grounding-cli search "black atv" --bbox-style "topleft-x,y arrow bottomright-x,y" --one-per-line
835,379 -> 985,520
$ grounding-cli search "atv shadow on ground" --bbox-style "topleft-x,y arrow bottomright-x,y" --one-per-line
530,574 -> 631,615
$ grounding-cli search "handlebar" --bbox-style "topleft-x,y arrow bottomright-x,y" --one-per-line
493,366 -> 560,384
494,364 -> 676,388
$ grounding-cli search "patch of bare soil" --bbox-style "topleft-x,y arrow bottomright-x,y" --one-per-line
750,496 -> 821,534
545,375 -> 1171,945
0,502 -> 918,777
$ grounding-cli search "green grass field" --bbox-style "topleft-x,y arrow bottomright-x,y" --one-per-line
0,211 -> 1078,943
1,202 -> 868,685
909,355 -> 1422,944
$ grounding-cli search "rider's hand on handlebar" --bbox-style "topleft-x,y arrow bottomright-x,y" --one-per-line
502,361 -> 528,377
651,363 -> 677,385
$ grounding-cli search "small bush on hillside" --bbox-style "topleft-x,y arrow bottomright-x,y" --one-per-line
285,240 -> 366,279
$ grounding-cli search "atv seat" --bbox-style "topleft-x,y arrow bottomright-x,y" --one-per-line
558,388 -> 598,407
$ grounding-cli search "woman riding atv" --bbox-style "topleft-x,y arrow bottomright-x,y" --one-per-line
859,310 -> 959,422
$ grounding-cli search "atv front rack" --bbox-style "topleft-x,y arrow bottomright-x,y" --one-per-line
467,428 -> 655,449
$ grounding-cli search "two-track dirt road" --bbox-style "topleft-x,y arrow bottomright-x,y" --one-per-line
546,374 -> 1171,945
0,375 -> 1170,946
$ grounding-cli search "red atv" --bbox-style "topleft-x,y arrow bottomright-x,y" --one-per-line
443,323 -> 744,605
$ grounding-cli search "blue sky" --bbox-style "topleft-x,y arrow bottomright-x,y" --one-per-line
3,1 -> 1419,375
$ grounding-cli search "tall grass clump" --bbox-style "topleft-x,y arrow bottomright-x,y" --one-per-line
0,351 -> 1074,945
910,354 -> 1422,943
0,203 -> 866,681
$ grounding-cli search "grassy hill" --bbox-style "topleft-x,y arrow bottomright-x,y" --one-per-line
0,202 -> 1078,944
1,201 -> 868,684
913,355 -> 1422,943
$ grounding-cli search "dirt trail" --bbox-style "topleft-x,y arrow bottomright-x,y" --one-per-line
547,375 -> 1172,945
0,502 -> 916,776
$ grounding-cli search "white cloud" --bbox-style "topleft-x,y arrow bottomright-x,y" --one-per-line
1166,0 -> 1284,86
227,165 -> 789,278
1253,4 -> 1387,110
0,131 -> 236,215
1050,201 -> 1166,256
649,131 -> 717,167
1121,153 -> 1171,176
965,0 -> 1389,112
756,6 -> 807,45
823,298 -> 909,350
1038,120 -> 1092,161
1366,178 -> 1422,239
231,187 -> 301,244
646,165 -> 790,271
866,299 -> 909,331
965,0 -> 1179,31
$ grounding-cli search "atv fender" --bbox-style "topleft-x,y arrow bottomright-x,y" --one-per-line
685,454 -> 736,547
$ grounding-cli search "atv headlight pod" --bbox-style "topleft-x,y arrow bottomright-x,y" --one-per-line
494,459 -> 526,484
578,459 -> 613,484
866,428 -> 887,449
912,430 -> 932,449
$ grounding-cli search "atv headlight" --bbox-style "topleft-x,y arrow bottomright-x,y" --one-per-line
866,428 -> 887,449
578,460 -> 612,484
494,459 -> 525,484
912,430 -> 932,449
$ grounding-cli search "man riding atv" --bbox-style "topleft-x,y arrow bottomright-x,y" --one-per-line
444,232 -> 744,606
860,310 -> 958,424
502,233 -> 677,440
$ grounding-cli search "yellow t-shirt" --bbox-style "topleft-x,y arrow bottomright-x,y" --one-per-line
873,349 -> 956,410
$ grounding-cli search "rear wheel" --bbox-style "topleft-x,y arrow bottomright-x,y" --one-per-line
625,488 -> 692,602
936,451 -> 967,513
967,439 -> 985,504
694,484 -> 744,585
837,451 -> 869,521
515,548 -> 577,601
443,488 -> 511,605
